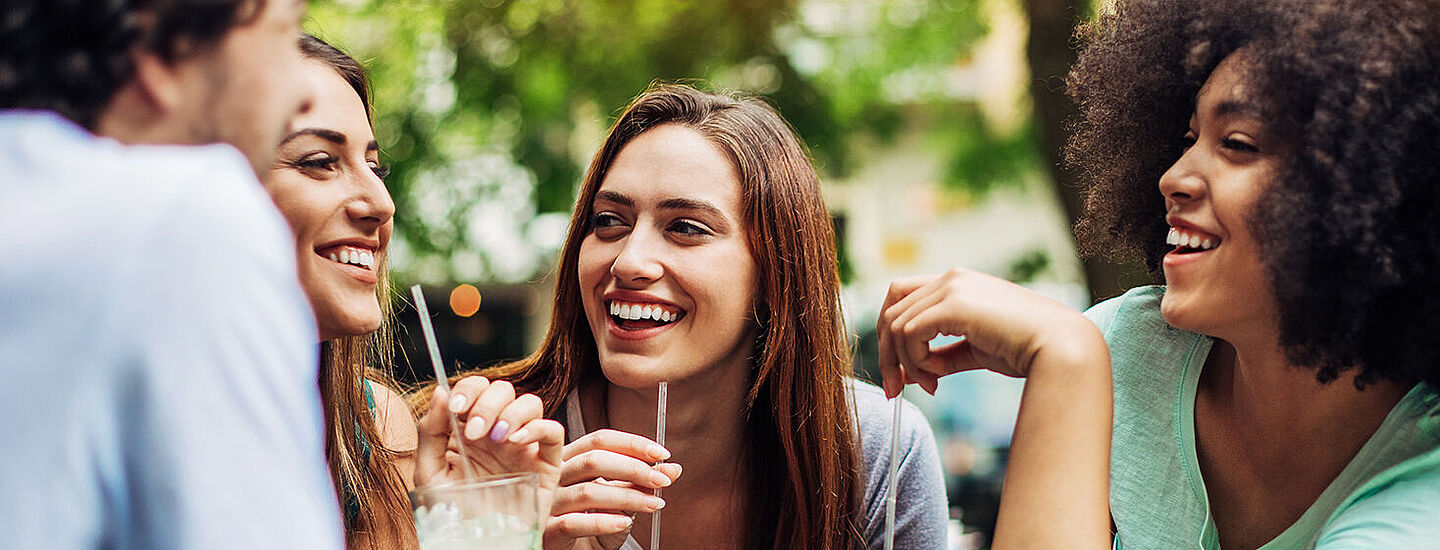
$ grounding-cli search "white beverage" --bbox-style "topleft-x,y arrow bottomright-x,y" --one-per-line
413,503 -> 539,550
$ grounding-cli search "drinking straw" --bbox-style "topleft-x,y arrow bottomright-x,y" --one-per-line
411,284 -> 478,482
652,381 -> 668,550
884,395 -> 902,550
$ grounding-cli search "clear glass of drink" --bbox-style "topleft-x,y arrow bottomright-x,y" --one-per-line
410,472 -> 541,550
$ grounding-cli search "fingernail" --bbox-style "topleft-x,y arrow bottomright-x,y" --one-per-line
448,394 -> 467,413
464,418 -> 487,440
612,516 -> 633,530
648,445 -> 670,461
649,471 -> 671,487
646,497 -> 666,511
507,428 -> 531,443
488,420 -> 510,442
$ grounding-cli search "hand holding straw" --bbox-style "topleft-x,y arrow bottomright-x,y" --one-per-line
652,381 -> 668,550
411,284 -> 478,482
884,395 -> 902,550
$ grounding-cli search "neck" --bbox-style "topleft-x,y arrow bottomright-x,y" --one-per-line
586,361 -> 752,494
1205,331 -> 1409,440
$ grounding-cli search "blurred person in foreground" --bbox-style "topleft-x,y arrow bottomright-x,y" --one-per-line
0,1 -> 343,549
877,0 -> 1440,548
266,34 -> 564,550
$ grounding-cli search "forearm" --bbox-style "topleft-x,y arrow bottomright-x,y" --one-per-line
992,325 -> 1112,550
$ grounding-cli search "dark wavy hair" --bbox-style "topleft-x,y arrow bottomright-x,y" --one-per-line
0,0 -> 260,128
1067,0 -> 1440,389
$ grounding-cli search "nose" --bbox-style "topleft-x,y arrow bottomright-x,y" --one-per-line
610,226 -> 665,285
345,165 -> 395,227
1158,147 -> 1206,205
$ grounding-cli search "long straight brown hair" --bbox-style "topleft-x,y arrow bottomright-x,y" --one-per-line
301,34 -> 416,550
480,84 -> 863,548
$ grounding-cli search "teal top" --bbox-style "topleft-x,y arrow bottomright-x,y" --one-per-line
1086,286 -> 1440,550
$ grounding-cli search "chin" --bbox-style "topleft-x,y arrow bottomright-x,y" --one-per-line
319,309 -> 383,341
596,355 -> 675,388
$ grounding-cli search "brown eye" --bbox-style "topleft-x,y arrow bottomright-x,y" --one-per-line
296,154 -> 339,173
589,212 -> 628,238
1222,138 -> 1259,153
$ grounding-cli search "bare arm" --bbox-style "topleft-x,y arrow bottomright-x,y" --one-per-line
876,269 -> 1111,550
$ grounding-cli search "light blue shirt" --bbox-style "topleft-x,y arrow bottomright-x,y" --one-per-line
0,111 -> 344,550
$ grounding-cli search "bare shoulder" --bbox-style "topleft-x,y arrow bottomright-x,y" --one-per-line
367,380 -> 419,453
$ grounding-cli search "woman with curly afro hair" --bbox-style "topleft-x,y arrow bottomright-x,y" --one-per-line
877,0 -> 1440,548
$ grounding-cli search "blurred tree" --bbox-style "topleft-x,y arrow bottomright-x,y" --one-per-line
1022,0 -> 1147,301
306,0 -> 1035,286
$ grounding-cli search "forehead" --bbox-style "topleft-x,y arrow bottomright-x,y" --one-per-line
287,61 -> 371,139
599,124 -> 743,209
1195,51 -> 1260,116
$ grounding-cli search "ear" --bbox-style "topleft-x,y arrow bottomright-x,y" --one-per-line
128,48 -> 188,115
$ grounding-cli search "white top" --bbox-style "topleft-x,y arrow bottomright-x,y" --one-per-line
0,111 -> 343,550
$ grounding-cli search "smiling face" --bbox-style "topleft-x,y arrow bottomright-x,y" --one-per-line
264,60 -> 394,342
1158,51 -> 1284,338
577,124 -> 761,389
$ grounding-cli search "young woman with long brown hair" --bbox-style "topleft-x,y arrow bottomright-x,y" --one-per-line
265,34 -> 564,550
443,84 -> 948,549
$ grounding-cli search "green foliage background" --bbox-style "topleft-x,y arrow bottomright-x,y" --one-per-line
305,0 -> 1043,284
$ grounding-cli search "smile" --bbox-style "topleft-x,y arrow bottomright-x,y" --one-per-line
1166,227 -> 1221,254
318,245 -> 377,271
608,300 -> 686,329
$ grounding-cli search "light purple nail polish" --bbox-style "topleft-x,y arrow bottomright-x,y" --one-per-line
488,419 -> 510,442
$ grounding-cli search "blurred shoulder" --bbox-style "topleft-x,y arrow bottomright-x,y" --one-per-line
368,380 -> 418,454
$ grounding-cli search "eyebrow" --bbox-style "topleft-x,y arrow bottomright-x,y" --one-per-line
280,128 -> 380,152
1212,100 -> 1265,120
594,190 -> 732,228
281,128 -> 345,145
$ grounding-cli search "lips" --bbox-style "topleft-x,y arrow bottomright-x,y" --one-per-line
314,241 -> 381,285
1166,226 -> 1222,254
318,244 -> 376,270
600,292 -> 688,340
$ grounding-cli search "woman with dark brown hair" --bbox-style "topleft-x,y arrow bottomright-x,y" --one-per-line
447,84 -> 948,549
879,0 -> 1440,548
264,34 -> 564,550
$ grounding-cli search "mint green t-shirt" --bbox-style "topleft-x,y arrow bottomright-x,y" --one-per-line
1086,286 -> 1440,550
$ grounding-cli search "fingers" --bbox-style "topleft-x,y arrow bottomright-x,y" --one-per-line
508,417 -> 566,470
458,379 -> 515,441
562,429 -> 670,463
550,479 -> 667,516
544,513 -> 633,547
878,275 -> 937,397
890,287 -> 948,377
414,386 -> 453,486
561,449 -> 675,489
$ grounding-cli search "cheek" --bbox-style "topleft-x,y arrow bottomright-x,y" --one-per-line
576,238 -> 611,308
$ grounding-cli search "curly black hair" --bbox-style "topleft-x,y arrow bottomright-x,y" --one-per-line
0,0 -> 260,128
1066,0 -> 1440,389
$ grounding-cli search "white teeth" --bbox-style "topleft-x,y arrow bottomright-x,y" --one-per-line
340,250 -> 350,263
1168,227 -> 1219,250
330,253 -> 339,262
608,301 -> 681,323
